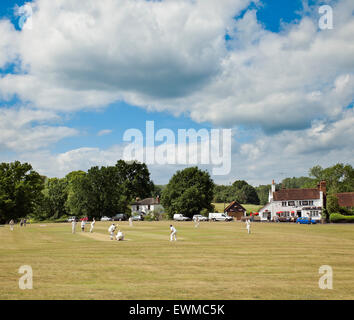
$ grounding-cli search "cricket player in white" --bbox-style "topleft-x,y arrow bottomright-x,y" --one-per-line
194,216 -> 200,228
116,230 -> 124,241
246,219 -> 251,234
108,223 -> 116,240
90,218 -> 95,233
170,225 -> 177,241
81,220 -> 86,232
72,219 -> 77,234
129,217 -> 133,227
9,219 -> 14,231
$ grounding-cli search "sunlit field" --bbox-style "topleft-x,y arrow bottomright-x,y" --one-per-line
1,221 -> 354,300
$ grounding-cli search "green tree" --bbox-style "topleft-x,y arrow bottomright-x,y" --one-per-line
0,161 -> 44,223
326,194 -> 340,214
232,180 -> 260,205
65,161 -> 154,219
161,167 -> 214,219
115,160 -> 154,201
309,163 -> 354,194
255,185 -> 270,205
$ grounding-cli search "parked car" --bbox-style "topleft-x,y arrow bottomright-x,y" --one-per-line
100,216 -> 113,222
67,216 -> 77,222
209,213 -> 233,222
278,216 -> 291,222
113,213 -> 128,221
173,214 -> 191,221
192,215 -> 208,221
296,217 -> 317,224
132,215 -> 144,221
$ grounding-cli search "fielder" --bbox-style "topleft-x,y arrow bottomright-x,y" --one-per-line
170,224 -> 177,241
90,218 -> 95,233
246,219 -> 251,234
108,223 -> 116,240
9,219 -> 14,231
129,217 -> 133,227
72,219 -> 77,234
194,216 -> 200,228
81,219 -> 86,232
116,230 -> 124,241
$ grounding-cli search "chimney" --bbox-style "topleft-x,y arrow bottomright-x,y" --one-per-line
156,195 -> 160,204
136,197 -> 140,202
319,181 -> 326,194
271,180 -> 276,193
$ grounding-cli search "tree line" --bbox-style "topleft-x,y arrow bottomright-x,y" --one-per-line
0,160 -> 353,223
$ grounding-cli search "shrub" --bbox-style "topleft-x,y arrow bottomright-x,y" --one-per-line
330,213 -> 354,223
144,213 -> 157,221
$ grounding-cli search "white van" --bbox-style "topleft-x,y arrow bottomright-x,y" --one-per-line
209,213 -> 233,222
173,214 -> 191,221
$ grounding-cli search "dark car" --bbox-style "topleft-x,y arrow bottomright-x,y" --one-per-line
113,213 -> 129,221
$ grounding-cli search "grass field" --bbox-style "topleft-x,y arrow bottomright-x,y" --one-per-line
1,221 -> 354,300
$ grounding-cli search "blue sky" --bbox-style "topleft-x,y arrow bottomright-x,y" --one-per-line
0,0 -> 353,185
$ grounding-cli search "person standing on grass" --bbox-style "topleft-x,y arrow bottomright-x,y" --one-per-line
194,216 -> 200,228
170,224 -> 177,241
9,219 -> 14,231
90,218 -> 95,233
81,219 -> 86,232
246,219 -> 251,234
72,219 -> 77,234
23,218 -> 27,227
129,216 -> 133,227
108,223 -> 116,240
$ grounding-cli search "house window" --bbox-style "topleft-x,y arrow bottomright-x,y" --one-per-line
148,205 -> 150,210
282,202 -> 287,207
302,201 -> 308,206
288,201 -> 295,206
309,201 -> 314,205
137,205 -> 139,211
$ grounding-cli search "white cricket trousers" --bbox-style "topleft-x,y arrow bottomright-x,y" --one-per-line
170,231 -> 177,241
90,225 -> 94,233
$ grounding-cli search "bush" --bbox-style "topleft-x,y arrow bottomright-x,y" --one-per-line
330,213 -> 354,223
144,213 -> 157,221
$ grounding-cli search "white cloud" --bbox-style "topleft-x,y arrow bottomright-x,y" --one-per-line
1,0 -> 353,130
0,0 -> 353,183
97,129 -> 112,136
0,107 -> 78,152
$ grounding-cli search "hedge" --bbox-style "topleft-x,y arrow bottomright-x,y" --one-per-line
330,213 -> 354,223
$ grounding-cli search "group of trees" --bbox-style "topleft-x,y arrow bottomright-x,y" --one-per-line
213,180 -> 260,205
1,160 -> 353,223
0,160 -> 154,223
161,167 -> 214,219
0,162 -> 44,223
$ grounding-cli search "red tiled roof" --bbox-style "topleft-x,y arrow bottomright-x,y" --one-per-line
336,192 -> 354,207
273,188 -> 320,201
